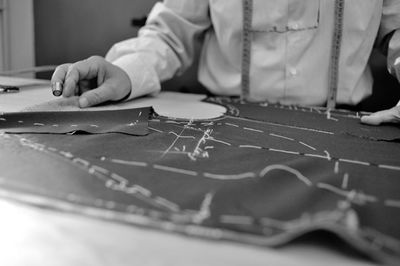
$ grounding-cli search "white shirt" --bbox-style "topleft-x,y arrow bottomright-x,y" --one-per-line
106,0 -> 400,106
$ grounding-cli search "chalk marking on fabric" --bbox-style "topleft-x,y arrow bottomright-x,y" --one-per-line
127,122 -> 138,127
341,173 -> 349,189
203,172 -> 255,180
106,179 -> 118,189
153,164 -> 198,176
165,120 -> 181,124
162,125 -> 193,157
313,108 -> 322,114
192,193 -> 214,224
125,185 -> 152,197
188,128 -> 212,161
317,183 -> 378,205
239,145 -> 262,149
0,118 -> 6,121
168,131 -> 196,139
154,197 -> 180,212
207,137 -> 232,146
260,164 -> 313,186
18,121 -> 23,123
244,127 -> 264,133
324,151 -> 332,161
110,173 -> 129,184
230,116 -> 335,135
267,121 -> 334,134
59,151 -> 74,159
326,109 -> 332,120
110,158 -> 148,167
201,122 -> 215,126
149,127 -> 163,133
52,124 -> 59,127
90,125 -> 99,128
299,141 -> 317,151
4,134 -> 179,213
33,123 -> 45,126
334,161 -> 340,174
71,124 -> 78,127
378,165 -> 400,171
269,148 -> 300,155
89,165 -> 109,175
72,158 -> 90,168
339,158 -> 370,166
269,133 -> 294,141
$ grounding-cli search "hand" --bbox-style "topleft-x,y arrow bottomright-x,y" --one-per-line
51,56 -> 131,108
360,104 -> 400,125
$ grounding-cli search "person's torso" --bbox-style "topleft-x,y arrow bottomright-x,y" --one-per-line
198,0 -> 383,106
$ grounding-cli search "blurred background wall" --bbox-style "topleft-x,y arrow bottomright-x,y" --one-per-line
33,0 -> 205,95
0,0 -> 35,75
34,0 -> 157,72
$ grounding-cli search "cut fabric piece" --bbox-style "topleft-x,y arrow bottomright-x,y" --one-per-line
205,97 -> 400,142
0,107 -> 151,136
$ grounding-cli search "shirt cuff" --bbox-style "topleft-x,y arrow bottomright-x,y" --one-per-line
387,30 -> 400,79
110,53 -> 161,100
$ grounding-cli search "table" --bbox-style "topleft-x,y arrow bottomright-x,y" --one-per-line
0,76 -> 385,266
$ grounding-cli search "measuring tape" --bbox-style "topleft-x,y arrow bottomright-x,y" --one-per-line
327,0 -> 345,109
242,0 -> 344,107
241,0 -> 253,101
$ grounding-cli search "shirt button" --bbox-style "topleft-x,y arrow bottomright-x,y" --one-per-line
291,23 -> 299,30
289,68 -> 298,76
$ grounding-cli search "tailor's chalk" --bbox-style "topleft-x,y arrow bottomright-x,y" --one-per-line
0,85 -> 20,93
52,82 -> 63,97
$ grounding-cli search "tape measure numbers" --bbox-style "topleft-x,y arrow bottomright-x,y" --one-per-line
241,0 -> 253,100
327,0 -> 345,109
241,0 -> 344,107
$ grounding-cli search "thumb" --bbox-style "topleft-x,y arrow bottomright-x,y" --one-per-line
361,106 -> 400,125
78,82 -> 116,108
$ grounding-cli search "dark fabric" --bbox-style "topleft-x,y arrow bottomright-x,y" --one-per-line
0,99 -> 400,265
205,97 -> 400,141
0,107 -> 151,136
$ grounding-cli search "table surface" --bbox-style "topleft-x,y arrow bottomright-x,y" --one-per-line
0,76 -> 378,266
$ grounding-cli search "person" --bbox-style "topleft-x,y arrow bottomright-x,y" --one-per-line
51,0 -> 400,125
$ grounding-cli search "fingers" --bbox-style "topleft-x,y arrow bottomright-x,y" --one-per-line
51,56 -> 132,108
77,64 -> 131,108
360,106 -> 400,125
51,63 -> 71,96
51,56 -> 104,98
78,80 -> 116,108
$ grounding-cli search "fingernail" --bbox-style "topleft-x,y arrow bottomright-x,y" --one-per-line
360,115 -> 379,126
79,97 -> 89,108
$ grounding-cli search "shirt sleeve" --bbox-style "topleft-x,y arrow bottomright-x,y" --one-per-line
378,0 -> 400,81
105,0 -> 211,100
